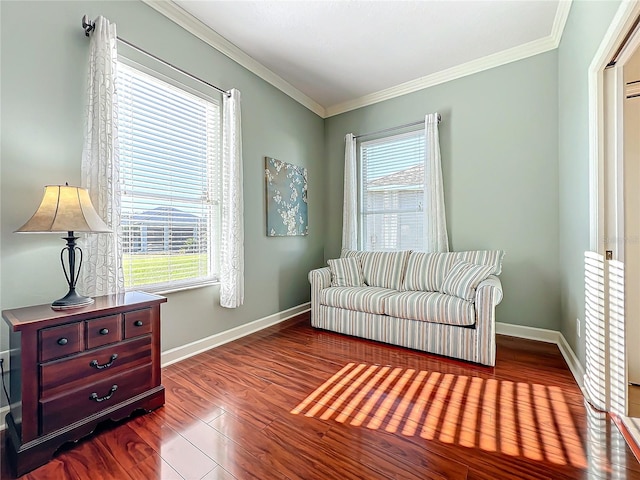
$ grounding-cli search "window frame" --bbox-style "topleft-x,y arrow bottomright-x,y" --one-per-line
358,129 -> 426,252
116,56 -> 222,294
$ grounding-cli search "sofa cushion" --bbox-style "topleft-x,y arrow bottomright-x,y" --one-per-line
440,261 -> 494,301
327,257 -> 365,287
341,250 -> 410,290
320,286 -> 396,315
385,291 -> 476,326
402,252 -> 450,292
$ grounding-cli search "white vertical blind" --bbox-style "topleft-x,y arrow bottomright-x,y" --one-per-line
117,62 -> 220,291
360,130 -> 425,251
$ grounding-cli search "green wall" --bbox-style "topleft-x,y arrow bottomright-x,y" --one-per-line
0,1 -> 325,353
0,0 -> 629,373
558,0 -> 621,363
325,52 -> 561,330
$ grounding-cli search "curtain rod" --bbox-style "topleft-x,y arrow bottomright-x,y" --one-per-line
82,15 -> 231,97
354,114 -> 441,140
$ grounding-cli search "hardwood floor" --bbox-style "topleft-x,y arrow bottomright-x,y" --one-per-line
2,312 -> 639,479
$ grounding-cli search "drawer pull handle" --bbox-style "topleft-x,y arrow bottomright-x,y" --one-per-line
89,385 -> 118,402
134,320 -> 143,327
99,328 -> 109,335
57,338 -> 68,346
89,354 -> 118,370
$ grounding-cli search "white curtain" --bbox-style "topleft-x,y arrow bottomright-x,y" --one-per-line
80,16 -> 124,297
342,133 -> 358,250
220,89 -> 244,308
424,113 -> 449,252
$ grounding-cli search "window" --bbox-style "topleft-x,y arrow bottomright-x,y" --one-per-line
360,131 -> 425,251
117,62 -> 221,292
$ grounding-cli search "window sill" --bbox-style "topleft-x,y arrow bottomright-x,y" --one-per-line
127,280 -> 220,296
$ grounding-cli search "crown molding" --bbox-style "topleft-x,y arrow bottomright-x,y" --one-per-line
551,0 -> 573,48
142,0 -> 572,119
141,0 -> 327,118
324,35 -> 557,117
326,0 -> 572,117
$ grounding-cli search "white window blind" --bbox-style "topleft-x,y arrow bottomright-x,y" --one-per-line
360,131 -> 425,251
117,62 -> 221,292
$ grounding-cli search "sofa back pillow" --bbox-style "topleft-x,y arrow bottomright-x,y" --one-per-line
452,250 -> 505,275
327,257 -> 365,287
340,249 -> 410,290
403,250 -> 504,292
402,252 -> 450,292
440,261 -> 494,301
361,251 -> 410,290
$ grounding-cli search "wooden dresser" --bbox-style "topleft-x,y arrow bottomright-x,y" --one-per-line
2,291 -> 166,477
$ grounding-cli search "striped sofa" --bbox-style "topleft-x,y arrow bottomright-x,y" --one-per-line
308,250 -> 504,366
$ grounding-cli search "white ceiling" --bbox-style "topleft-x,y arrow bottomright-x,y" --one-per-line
165,1 -> 570,117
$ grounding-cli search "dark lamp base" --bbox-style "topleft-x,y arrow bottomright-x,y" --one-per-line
51,289 -> 94,311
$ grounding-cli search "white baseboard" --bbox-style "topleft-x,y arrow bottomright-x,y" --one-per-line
496,322 -> 585,395
161,302 -> 311,367
0,304 -> 311,432
0,314 -> 584,433
496,322 -> 560,343
557,331 -> 586,393
164,317 -> 586,394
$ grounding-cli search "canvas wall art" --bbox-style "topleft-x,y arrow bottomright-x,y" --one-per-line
265,157 -> 308,236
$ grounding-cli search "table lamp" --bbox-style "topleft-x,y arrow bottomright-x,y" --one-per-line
15,184 -> 112,310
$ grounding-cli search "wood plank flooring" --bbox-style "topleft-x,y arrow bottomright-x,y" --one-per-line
2,312 -> 640,479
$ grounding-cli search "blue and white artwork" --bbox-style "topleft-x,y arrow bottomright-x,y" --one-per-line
265,157 -> 308,236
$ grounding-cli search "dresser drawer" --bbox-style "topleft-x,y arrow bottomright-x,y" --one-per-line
40,335 -> 152,398
3,292 -> 166,477
40,322 -> 83,362
40,363 -> 153,435
86,314 -> 121,349
124,308 -> 152,339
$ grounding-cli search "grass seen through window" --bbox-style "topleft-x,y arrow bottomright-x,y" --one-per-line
123,253 -> 209,288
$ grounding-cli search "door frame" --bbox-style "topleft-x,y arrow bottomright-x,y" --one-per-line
590,2 -> 640,254
589,1 -> 640,417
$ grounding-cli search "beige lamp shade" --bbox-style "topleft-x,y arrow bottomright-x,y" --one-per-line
16,185 -> 111,233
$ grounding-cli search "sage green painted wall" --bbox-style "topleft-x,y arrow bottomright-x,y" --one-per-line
558,0 -> 621,364
0,1 -> 325,353
1,0 -> 624,373
325,52 -> 560,330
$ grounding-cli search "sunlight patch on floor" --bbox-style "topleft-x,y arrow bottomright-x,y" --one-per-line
291,363 -> 588,469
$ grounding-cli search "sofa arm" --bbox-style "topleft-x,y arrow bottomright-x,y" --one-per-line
477,275 -> 503,305
309,267 -> 331,326
309,267 -> 331,289
474,275 -> 502,366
